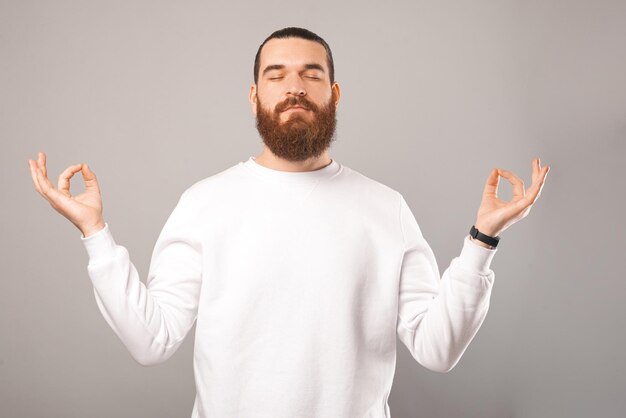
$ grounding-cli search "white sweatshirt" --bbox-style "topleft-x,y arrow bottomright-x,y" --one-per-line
81,156 -> 497,418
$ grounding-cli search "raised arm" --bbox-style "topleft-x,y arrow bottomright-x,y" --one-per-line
81,191 -> 202,366
395,194 -> 497,373
396,158 -> 549,372
28,151 -> 202,366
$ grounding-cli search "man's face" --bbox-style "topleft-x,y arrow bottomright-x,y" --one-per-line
249,37 -> 341,162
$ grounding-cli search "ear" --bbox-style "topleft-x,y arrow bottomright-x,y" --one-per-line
331,82 -> 341,108
249,84 -> 258,116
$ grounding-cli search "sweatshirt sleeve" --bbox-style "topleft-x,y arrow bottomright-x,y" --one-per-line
80,190 -> 203,366
395,193 -> 497,373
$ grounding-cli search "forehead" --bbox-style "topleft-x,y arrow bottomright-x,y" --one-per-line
260,37 -> 328,71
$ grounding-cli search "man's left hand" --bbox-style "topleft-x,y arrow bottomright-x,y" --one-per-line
473,157 -> 550,240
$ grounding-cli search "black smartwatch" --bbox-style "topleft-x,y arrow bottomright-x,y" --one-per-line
469,225 -> 500,248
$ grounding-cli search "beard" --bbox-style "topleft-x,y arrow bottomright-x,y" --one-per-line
255,90 -> 338,162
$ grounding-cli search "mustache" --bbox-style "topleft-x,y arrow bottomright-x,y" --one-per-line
276,96 -> 318,113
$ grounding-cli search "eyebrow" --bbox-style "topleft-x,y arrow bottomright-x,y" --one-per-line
262,63 -> 326,76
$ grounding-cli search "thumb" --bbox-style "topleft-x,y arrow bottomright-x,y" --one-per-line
82,163 -> 101,193
482,168 -> 500,198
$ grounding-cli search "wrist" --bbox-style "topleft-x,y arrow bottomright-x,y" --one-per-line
469,235 -> 495,249
474,221 -> 499,237
81,221 -> 106,238
469,224 -> 500,249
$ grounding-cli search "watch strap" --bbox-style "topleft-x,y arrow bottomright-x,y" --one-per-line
469,225 -> 500,248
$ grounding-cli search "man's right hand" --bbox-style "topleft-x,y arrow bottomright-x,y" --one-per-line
28,151 -> 106,237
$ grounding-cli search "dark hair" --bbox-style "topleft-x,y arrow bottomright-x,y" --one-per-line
253,27 -> 335,86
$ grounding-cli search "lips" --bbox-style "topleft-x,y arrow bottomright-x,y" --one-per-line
283,105 -> 308,112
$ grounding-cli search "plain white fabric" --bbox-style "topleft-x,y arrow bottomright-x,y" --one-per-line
81,156 -> 497,418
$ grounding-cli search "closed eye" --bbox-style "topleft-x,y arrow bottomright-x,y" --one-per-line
268,76 -> 320,81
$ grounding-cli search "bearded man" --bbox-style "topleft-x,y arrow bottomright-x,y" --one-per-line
28,26 -> 549,418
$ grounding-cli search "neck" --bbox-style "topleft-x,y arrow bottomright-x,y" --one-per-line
254,148 -> 332,172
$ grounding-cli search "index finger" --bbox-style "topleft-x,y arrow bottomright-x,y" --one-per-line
57,163 -> 83,194
497,168 -> 526,200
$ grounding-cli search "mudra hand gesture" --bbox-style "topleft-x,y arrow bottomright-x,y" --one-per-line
28,151 -> 106,237
472,157 -> 550,247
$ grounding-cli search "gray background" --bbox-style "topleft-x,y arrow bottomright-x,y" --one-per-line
2,0 -> 625,417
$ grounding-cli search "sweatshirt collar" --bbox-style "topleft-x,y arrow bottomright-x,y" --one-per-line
242,156 -> 342,184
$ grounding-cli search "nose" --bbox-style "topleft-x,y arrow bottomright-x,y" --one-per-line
287,87 -> 306,97
286,76 -> 307,97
